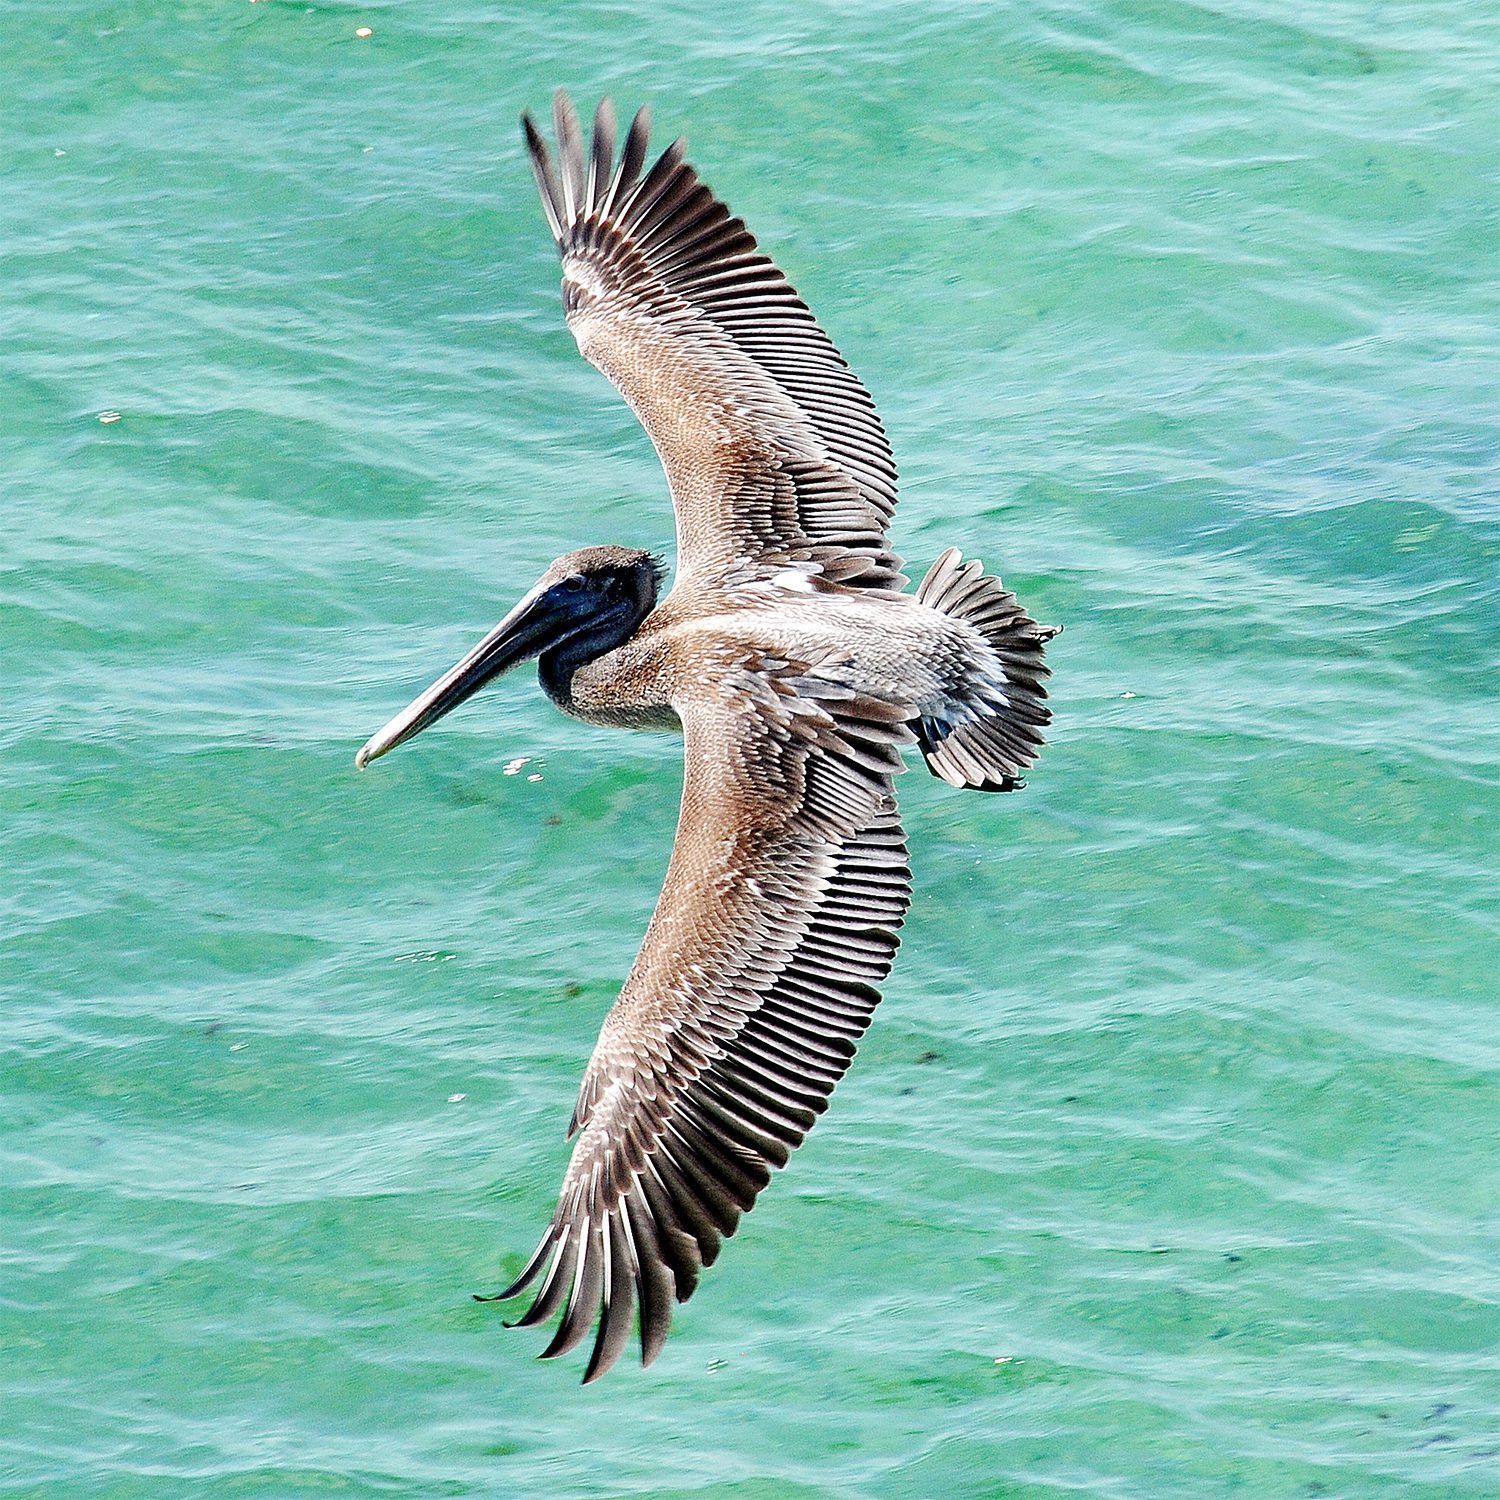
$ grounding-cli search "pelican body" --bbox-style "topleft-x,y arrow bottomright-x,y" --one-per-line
358,93 -> 1058,1382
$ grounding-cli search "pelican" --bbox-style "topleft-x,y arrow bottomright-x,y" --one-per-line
357,92 -> 1058,1382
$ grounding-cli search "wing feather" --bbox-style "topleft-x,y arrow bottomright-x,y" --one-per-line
586,97 -> 615,213
489,658 -> 914,1380
522,91 -> 904,590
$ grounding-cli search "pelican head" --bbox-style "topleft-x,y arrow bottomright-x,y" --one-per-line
356,545 -> 663,768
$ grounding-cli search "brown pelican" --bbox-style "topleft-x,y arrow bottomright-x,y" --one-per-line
357,92 -> 1057,1382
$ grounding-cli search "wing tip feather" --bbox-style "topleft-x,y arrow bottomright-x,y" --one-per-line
521,111 -> 565,242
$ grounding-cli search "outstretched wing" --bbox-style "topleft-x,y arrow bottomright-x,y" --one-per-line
488,658 -> 914,1380
523,92 -> 904,591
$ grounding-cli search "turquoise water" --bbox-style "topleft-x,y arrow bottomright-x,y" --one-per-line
4,1 -> 1498,1495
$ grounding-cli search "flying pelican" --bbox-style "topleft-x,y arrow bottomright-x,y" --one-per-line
357,92 -> 1058,1382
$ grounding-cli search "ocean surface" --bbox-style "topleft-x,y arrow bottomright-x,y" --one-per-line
4,3 -> 1497,1496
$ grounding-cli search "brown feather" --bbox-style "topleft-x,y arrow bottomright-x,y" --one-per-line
522,91 -> 904,590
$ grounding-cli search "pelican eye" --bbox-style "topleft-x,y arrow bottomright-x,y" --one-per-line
558,573 -> 587,593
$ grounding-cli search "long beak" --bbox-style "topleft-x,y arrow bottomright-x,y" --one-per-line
356,583 -> 557,769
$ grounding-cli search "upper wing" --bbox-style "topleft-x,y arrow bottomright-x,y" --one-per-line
488,656 -> 914,1381
523,92 -> 904,590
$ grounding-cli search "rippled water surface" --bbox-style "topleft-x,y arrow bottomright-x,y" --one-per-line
5,2 -> 1498,1496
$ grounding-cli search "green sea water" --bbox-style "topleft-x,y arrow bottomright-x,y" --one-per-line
4,2 -> 1498,1496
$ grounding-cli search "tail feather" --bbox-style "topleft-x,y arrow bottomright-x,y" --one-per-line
915,547 -> 1058,793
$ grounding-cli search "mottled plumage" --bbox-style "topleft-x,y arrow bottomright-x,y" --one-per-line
357,92 -> 1058,1382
